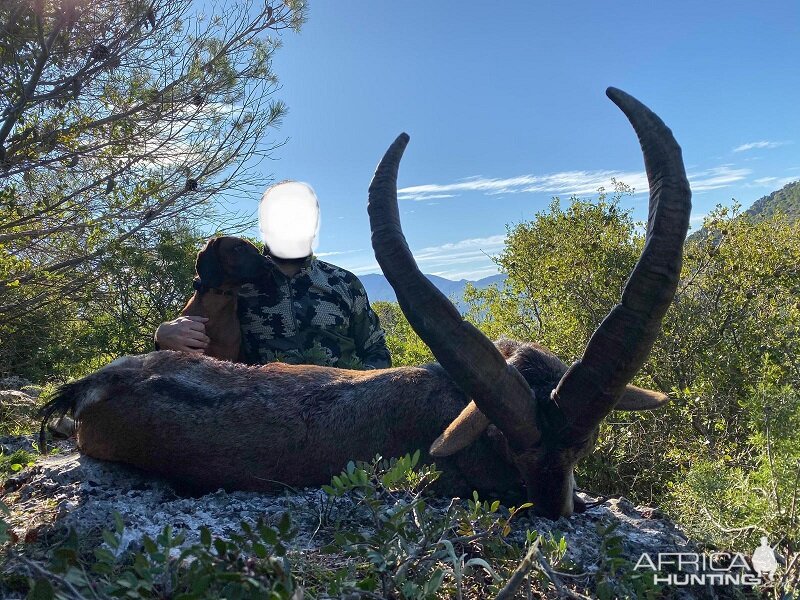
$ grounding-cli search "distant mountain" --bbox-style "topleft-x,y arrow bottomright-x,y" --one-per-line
744,179 -> 800,222
689,179 -> 800,241
361,273 -> 506,308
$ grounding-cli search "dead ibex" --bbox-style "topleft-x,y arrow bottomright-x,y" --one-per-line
179,236 -> 272,362
40,88 -> 690,519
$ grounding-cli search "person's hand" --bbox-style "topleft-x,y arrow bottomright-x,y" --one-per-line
155,316 -> 210,353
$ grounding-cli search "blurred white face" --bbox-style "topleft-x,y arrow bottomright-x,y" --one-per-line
258,181 -> 320,259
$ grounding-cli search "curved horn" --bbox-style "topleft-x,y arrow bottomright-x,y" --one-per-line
368,134 -> 539,451
553,88 -> 691,436
429,400 -> 489,457
431,380 -> 670,458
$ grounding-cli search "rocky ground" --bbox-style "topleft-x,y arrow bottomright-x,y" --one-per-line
0,382 -> 750,598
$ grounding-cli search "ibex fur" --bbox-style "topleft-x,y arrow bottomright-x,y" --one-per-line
40,88 -> 691,519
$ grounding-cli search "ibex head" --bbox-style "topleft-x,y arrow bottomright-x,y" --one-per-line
367,88 -> 691,518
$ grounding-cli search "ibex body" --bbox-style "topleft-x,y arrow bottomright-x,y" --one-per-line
41,88 -> 691,519
42,348 -> 527,498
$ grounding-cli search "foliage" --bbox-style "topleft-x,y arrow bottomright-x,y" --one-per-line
466,182 -> 641,361
1,223 -> 203,381
593,523 -> 659,600
372,301 -> 434,367
0,449 -> 37,479
1,450 -> 734,598
316,452 -> 593,599
465,191 -> 800,559
64,225 -> 204,376
0,0 -> 305,378
7,512 -> 298,599
744,179 -> 800,223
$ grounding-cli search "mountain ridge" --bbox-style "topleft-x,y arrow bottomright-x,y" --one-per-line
361,273 -> 505,306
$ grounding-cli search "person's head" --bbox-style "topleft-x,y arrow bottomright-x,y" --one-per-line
258,180 -> 320,259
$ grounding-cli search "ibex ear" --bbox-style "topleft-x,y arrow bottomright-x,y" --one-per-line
196,238 -> 225,289
614,385 -> 670,411
429,401 -> 490,457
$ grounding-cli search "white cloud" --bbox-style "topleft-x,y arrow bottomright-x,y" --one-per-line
316,249 -> 363,258
749,176 -> 800,188
345,234 -> 506,279
398,170 -> 649,201
732,140 -> 792,153
687,166 -> 751,191
399,163 -> 757,201
396,193 -> 456,201
414,234 -> 507,255
349,261 -> 381,275
431,266 -> 502,280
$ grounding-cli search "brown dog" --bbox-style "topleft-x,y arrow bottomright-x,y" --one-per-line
180,236 -> 271,362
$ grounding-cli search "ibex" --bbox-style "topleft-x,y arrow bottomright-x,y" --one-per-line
178,236 -> 272,362
40,88 -> 690,519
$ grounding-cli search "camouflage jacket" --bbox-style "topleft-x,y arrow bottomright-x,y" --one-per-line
236,256 -> 391,369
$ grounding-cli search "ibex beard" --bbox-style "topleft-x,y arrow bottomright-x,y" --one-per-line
40,87 -> 691,519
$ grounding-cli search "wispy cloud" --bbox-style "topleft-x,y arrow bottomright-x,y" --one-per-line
398,170 -> 649,201
399,163 -> 757,201
414,234 -> 506,255
749,175 -> 800,188
687,166 -> 751,191
397,193 -> 456,201
431,266 -> 502,280
316,249 -> 363,258
732,140 -> 792,153
347,234 -> 505,279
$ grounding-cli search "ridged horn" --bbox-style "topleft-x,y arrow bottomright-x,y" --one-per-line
553,88 -> 691,435
368,134 -> 540,451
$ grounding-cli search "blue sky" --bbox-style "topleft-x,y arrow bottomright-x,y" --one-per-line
230,1 -> 799,280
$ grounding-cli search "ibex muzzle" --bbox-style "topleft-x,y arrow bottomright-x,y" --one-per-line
40,88 -> 690,519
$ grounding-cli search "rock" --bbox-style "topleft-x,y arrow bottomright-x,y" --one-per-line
0,376 -> 32,391
0,390 -> 37,410
1,442 -> 736,599
47,415 -> 75,439
0,390 -> 39,433
0,434 -> 38,456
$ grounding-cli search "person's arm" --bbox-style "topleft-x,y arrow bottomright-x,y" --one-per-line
348,278 -> 392,369
154,316 -> 210,353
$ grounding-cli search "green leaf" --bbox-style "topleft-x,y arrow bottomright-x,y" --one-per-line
200,526 -> 211,547
214,538 -> 228,555
260,525 -> 278,545
94,547 -> 116,565
27,578 -> 54,600
114,512 -> 125,534
252,541 -> 267,558
278,512 -> 291,536
102,529 -> 121,550
142,536 -> 157,555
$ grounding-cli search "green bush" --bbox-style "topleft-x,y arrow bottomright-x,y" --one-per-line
9,513 -> 298,599
464,192 -> 800,559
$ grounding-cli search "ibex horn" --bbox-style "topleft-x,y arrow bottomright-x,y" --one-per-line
552,87 -> 691,436
368,134 -> 541,452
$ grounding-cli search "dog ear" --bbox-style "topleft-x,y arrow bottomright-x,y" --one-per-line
195,238 -> 225,289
